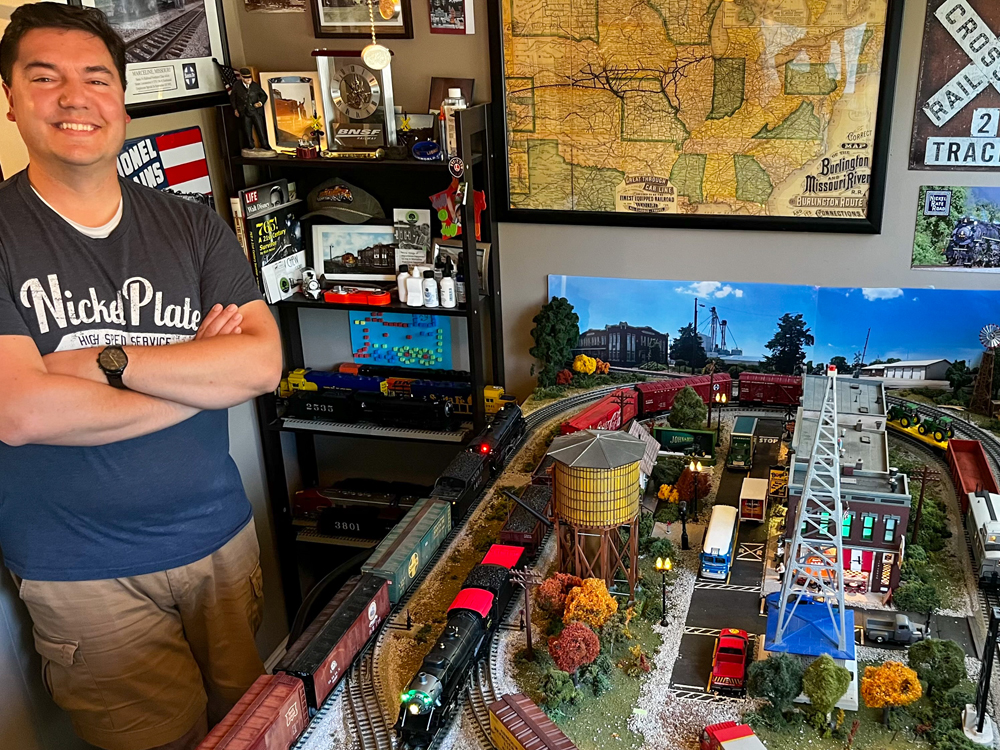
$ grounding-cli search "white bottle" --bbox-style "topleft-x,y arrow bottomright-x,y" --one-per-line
441,87 -> 467,159
406,270 -> 424,307
397,264 -> 409,303
422,270 -> 439,308
440,268 -> 456,308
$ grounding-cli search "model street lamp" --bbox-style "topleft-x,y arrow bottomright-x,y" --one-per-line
688,460 -> 703,516
714,393 -> 727,444
655,557 -> 673,626
679,500 -> 690,551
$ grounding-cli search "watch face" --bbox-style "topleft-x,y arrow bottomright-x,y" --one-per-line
331,64 -> 381,120
100,347 -> 127,371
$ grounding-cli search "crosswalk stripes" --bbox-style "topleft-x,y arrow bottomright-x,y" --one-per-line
682,627 -> 760,642
737,543 -> 763,562
695,582 -> 761,593
671,688 -> 747,704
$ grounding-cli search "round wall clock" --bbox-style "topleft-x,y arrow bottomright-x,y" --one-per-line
330,64 -> 381,120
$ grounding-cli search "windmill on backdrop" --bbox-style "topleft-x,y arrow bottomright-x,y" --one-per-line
970,324 -> 1000,416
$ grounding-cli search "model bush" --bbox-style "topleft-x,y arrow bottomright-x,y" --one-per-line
861,661 -> 922,726
598,610 -> 628,652
651,457 -> 686,489
746,653 -> 804,718
655,504 -> 680,523
572,354 -> 597,375
536,573 -> 583,618
802,655 -> 851,722
940,681 -> 976,713
667,386 -> 708,429
638,511 -> 655,546
530,297 -> 580,387
657,484 -> 679,502
645,538 -> 675,562
617,643 -> 651,677
638,361 -> 667,371
931,729 -> 982,750
893,580 -> 942,615
674,467 -> 711,505
579,652 -> 614,696
548,622 -> 600,680
563,578 -> 618,628
541,668 -> 581,712
595,359 -> 610,374
555,369 -> 573,385
909,638 -> 967,697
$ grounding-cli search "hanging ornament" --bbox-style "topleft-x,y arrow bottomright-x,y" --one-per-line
361,0 -> 392,70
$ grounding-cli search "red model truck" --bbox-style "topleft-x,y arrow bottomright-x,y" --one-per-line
709,628 -> 751,695
700,722 -> 767,750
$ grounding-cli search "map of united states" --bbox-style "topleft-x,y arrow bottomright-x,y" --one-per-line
500,0 -> 887,218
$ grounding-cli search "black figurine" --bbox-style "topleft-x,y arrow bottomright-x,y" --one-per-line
213,60 -> 276,157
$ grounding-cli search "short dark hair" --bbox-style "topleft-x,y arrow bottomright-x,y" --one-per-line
0,2 -> 127,89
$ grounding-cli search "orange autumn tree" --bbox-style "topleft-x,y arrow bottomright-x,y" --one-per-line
563,578 -> 618,628
861,661 -> 922,726
675,467 -> 711,504
537,573 -> 583,617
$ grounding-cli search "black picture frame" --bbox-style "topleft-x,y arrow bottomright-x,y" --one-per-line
68,0 -> 231,118
310,0 -> 413,39
486,0 -> 905,234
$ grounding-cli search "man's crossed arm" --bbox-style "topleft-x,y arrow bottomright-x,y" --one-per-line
0,301 -> 282,448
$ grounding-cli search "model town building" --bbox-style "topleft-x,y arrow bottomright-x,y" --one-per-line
783,376 -> 911,596
860,358 -> 952,380
575,322 -> 669,367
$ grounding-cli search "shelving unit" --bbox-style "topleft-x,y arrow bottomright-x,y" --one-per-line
216,104 -> 504,623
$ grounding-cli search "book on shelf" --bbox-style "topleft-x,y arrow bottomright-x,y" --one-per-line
238,179 -> 306,303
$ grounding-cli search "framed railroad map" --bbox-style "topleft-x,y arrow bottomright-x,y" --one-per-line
488,0 -> 904,233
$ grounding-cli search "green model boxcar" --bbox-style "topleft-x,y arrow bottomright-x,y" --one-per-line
362,498 -> 452,604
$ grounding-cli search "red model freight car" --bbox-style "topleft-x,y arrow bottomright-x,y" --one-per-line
560,388 -> 638,434
635,374 -> 732,417
275,573 -> 390,709
197,674 -> 307,750
738,372 -> 802,407
948,439 -> 1000,514
499,485 -> 552,555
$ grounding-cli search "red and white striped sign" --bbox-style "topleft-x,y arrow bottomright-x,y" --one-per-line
116,126 -> 212,198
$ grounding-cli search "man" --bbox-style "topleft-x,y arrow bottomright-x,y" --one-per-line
0,4 -> 283,750
233,66 -> 270,152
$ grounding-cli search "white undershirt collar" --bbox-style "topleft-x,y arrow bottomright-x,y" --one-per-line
31,185 -> 123,239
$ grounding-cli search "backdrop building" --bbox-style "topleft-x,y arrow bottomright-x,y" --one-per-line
575,322 -> 669,367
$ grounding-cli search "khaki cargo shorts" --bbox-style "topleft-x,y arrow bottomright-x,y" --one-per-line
15,520 -> 266,750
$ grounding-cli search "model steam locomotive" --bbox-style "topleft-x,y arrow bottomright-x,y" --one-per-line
945,217 -> 1000,268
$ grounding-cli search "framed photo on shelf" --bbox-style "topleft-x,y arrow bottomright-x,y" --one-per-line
310,0 -> 412,39
77,0 -> 230,116
312,224 -> 397,281
260,72 -> 327,152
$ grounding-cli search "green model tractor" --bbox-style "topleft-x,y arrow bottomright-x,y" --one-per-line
888,402 -> 921,428
918,414 -> 954,442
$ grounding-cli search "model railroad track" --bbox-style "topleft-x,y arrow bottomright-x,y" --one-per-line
125,7 -> 205,63
332,387 -> 619,750
460,659 -> 496,750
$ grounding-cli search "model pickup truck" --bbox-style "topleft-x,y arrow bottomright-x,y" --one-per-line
863,613 -> 926,645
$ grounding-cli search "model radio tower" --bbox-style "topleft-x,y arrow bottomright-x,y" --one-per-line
773,366 -> 848,653
970,324 -> 1000,416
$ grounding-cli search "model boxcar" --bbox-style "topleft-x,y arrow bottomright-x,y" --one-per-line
488,693 -> 578,750
275,574 -> 390,709
197,674 -> 307,750
635,374 -> 733,418
362,498 -> 452,604
948,439 -> 999,514
738,372 -> 802,407
561,388 -> 638,435
499,485 -> 552,554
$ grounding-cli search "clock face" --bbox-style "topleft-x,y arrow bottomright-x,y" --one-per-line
331,64 -> 381,120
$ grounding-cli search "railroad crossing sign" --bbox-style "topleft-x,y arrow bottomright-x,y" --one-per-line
911,0 -> 1000,169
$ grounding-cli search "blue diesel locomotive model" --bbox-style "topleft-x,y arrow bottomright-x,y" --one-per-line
397,544 -> 525,749
946,217 -> 1000,268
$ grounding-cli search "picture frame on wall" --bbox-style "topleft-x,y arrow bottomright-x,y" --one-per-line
310,0 -> 413,39
76,0 -> 231,117
488,0 -> 905,233
428,0 -> 473,34
260,72 -> 327,152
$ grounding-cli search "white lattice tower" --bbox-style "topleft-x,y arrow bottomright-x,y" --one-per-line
773,366 -> 847,653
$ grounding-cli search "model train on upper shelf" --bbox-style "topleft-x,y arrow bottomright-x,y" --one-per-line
277,367 -> 516,431
945,216 -> 1000,268
560,371 -> 802,434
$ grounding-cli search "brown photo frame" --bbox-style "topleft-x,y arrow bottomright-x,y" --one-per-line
310,0 -> 413,39
428,77 -> 474,112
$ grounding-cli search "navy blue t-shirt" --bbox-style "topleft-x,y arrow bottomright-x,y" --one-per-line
0,171 -> 262,581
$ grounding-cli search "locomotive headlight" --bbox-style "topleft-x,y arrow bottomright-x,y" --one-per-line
958,227 -> 972,239
409,703 -> 420,715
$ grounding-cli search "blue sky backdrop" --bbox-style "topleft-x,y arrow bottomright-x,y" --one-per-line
548,276 -> 998,366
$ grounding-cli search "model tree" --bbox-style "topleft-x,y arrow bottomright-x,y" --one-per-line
762,313 -> 814,375
746,653 -> 804,719
667,386 -> 707,429
548,623 -> 600,682
530,297 -> 580,387
537,573 -> 583,617
802,655 -> 851,723
674,466 -> 711,503
861,661 -> 922,726
563,578 -> 618,628
892,580 -> 941,617
908,638 -> 967,697
649,340 -> 663,364
946,360 -> 973,396
572,354 -> 597,374
829,355 -> 849,372
673,324 -> 706,369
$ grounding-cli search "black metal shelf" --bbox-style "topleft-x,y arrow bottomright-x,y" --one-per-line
218,103 -> 505,624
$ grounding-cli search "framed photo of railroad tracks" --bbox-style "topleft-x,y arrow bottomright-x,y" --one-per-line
77,0 -> 230,116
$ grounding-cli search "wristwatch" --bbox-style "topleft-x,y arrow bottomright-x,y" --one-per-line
97,345 -> 129,389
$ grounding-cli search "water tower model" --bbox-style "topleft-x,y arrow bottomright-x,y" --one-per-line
547,429 -> 646,599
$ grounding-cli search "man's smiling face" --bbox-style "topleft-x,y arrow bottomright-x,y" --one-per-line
3,27 -> 128,171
